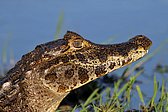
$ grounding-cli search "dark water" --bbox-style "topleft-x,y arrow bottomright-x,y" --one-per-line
0,0 -> 168,109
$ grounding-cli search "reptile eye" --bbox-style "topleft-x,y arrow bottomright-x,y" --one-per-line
73,40 -> 83,48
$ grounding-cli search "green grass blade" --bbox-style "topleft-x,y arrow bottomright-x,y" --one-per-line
83,88 -> 99,107
54,12 -> 64,40
71,105 -> 78,112
148,75 -> 158,106
2,41 -> 7,65
92,103 -> 101,112
136,85 -> 145,104
156,80 -> 165,111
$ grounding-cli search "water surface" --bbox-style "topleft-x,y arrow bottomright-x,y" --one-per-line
0,0 -> 168,109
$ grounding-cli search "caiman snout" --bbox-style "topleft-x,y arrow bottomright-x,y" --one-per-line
128,35 -> 152,50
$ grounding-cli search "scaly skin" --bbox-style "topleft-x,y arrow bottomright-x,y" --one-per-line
0,31 -> 152,112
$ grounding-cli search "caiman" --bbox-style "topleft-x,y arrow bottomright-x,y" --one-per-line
0,31 -> 152,112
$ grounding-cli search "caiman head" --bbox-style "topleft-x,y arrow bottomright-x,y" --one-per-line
0,31 -> 152,112
39,31 -> 152,93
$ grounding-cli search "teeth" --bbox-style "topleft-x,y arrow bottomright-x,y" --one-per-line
146,50 -> 148,53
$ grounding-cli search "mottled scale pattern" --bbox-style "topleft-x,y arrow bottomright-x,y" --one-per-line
0,31 -> 152,112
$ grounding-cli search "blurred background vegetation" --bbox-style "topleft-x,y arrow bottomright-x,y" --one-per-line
1,1 -> 168,111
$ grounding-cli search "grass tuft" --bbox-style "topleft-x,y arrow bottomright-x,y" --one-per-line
54,12 -> 64,40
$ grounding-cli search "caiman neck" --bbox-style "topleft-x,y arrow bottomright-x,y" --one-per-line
23,70 -> 70,112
